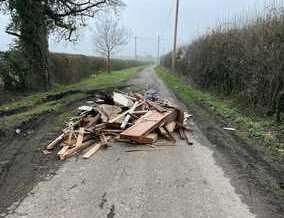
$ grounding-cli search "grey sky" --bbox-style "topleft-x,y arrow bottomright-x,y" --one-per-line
0,0 -> 268,57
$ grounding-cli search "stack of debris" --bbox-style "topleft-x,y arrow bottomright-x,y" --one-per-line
45,91 -> 193,160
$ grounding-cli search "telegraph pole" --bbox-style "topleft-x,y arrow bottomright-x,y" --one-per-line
172,0 -> 180,72
134,36 -> 137,60
157,34 -> 160,65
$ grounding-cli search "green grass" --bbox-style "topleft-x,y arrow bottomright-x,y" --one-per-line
0,67 -> 142,130
0,67 -> 141,112
155,66 -> 284,157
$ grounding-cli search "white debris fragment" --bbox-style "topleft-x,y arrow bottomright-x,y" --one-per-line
15,129 -> 21,134
78,106 -> 94,112
224,127 -> 236,131
113,92 -> 133,107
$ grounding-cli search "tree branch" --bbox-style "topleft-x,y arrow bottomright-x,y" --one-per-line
5,30 -> 21,37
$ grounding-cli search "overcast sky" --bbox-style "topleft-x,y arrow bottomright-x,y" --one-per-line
0,0 -> 269,58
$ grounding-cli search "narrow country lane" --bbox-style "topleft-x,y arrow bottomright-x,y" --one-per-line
5,67 -> 266,218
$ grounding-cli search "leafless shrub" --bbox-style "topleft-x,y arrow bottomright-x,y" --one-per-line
162,1 -> 284,120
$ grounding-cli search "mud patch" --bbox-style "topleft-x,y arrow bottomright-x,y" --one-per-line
0,113 -> 63,216
176,94 -> 284,218
0,98 -> 95,215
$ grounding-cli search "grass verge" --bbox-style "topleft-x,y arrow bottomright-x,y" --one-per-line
155,66 -> 284,158
0,67 -> 142,132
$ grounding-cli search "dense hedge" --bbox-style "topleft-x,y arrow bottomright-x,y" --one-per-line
0,52 -> 144,90
162,6 -> 284,120
50,53 -> 143,84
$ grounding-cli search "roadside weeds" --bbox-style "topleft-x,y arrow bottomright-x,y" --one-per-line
155,66 -> 284,158
0,67 -> 143,137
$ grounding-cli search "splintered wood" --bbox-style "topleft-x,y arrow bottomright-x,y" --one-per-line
45,90 -> 193,160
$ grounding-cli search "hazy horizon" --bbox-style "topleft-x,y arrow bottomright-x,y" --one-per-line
0,0 -> 269,58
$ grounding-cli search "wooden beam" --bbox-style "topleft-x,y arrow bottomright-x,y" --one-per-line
46,133 -> 65,150
82,136 -> 111,159
121,101 -> 140,129
109,102 -> 144,124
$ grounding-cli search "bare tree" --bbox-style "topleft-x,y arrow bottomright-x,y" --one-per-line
94,15 -> 129,73
0,0 -> 124,90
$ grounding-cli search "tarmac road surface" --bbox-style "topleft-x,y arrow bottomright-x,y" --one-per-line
4,67 -> 262,218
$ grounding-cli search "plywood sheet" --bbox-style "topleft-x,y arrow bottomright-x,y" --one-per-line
120,111 -> 171,140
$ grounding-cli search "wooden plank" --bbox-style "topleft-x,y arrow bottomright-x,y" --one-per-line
66,131 -> 74,146
165,121 -> 176,133
145,133 -> 158,143
60,141 -> 94,160
121,101 -> 140,129
132,111 -> 148,115
96,108 -> 109,122
82,136 -> 110,159
184,129 -> 193,145
179,128 -> 185,140
46,133 -> 65,150
176,109 -> 185,127
159,126 -> 168,138
109,102 -> 144,124
75,128 -> 85,147
82,143 -> 104,159
146,100 -> 167,113
86,114 -> 101,128
57,146 -> 70,160
103,129 -> 123,134
164,126 -> 176,143
97,104 -> 122,122
120,110 -> 173,142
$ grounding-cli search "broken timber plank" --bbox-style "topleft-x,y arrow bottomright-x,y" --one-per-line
82,143 -> 104,159
179,128 -> 186,140
82,136 -> 111,159
121,101 -> 140,129
109,102 -> 144,124
86,114 -> 101,128
146,100 -> 167,113
46,133 -> 65,150
183,129 -> 193,145
57,146 -> 70,160
61,141 -> 94,160
132,110 -> 148,115
75,128 -> 85,147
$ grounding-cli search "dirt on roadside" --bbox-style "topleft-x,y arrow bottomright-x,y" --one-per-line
0,89 -> 118,216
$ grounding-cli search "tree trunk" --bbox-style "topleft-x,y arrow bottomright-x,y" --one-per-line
17,0 -> 50,91
107,53 -> 111,73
